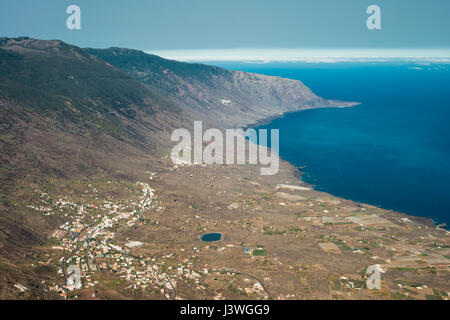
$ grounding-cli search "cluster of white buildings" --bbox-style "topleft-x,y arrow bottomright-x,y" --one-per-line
31,182 -> 177,298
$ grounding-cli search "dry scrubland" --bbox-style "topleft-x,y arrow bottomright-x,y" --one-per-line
2,153 -> 449,300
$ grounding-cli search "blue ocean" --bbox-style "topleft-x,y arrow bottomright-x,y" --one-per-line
214,62 -> 450,226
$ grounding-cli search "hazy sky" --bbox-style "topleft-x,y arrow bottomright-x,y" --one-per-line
1,0 -> 450,52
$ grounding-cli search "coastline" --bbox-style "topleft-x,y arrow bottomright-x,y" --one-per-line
242,100 -> 360,131
241,101 -> 448,232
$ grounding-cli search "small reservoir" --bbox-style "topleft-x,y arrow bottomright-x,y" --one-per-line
201,233 -> 222,242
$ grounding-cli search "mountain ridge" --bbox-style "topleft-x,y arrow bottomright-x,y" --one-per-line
0,37 -> 358,183
86,46 -> 356,128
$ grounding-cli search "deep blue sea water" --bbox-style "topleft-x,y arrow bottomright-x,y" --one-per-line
213,62 -> 450,226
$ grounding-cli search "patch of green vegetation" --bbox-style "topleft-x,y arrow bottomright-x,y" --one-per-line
260,258 -> 274,271
393,280 -> 422,287
390,292 -> 407,300
402,288 -> 418,296
227,284 -> 240,294
333,222 -> 351,225
427,267 -> 437,274
100,119 -> 128,139
253,249 -> 266,257
45,238 -> 62,247
354,226 -> 377,232
426,243 -> 449,249
330,238 -> 352,251
332,280 -> 341,291
103,278 -> 125,290
262,226 -> 285,235
359,266 -> 368,278
425,294 -> 442,300
368,241 -> 381,249
430,288 -> 438,295
351,279 -> 366,289
394,267 -> 417,273
0,262 -> 11,271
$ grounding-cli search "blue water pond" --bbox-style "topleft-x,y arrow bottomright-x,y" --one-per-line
201,233 -> 222,242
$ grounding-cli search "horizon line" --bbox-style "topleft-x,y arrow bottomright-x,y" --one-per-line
146,48 -> 450,63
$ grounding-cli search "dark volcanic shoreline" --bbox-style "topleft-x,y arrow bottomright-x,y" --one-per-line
244,101 -> 447,231
242,100 -> 360,131
234,92 -> 449,231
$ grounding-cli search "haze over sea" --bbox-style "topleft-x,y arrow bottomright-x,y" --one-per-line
214,61 -> 450,226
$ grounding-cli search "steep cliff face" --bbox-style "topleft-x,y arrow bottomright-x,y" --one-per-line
87,47 -> 347,128
0,38 -> 185,176
0,37 -> 352,183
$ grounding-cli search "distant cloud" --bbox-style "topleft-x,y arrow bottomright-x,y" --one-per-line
147,48 -> 450,63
